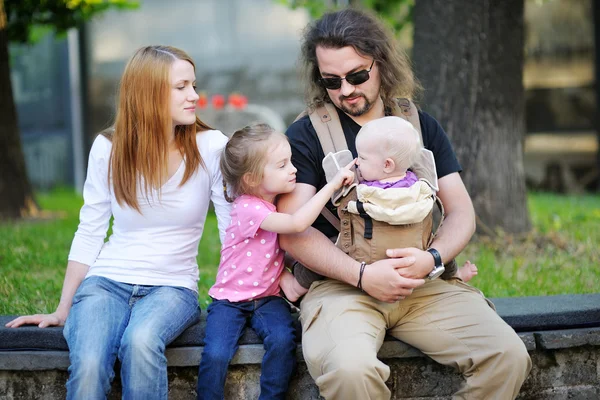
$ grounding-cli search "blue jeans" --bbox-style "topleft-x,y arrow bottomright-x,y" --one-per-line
197,296 -> 297,400
63,276 -> 201,400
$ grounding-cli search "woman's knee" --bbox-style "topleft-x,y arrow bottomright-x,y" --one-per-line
120,328 -> 165,361
69,352 -> 114,384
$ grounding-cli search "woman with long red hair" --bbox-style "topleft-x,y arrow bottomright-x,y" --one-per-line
6,45 -> 231,399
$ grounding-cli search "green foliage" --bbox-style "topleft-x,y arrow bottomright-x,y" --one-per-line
1,189 -> 598,316
276,0 -> 414,34
5,0 -> 139,44
276,0 -> 330,19
359,0 -> 413,34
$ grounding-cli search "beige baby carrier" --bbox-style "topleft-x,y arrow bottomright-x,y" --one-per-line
299,99 -> 457,278
334,176 -> 441,265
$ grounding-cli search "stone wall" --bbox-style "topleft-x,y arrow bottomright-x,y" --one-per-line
2,294 -> 599,399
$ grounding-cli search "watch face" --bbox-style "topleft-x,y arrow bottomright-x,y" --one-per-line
428,266 -> 445,280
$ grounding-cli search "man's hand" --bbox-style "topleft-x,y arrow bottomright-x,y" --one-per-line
5,311 -> 67,329
361,256 -> 425,303
386,247 -> 435,279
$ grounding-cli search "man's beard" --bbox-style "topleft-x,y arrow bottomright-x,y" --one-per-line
339,93 -> 373,117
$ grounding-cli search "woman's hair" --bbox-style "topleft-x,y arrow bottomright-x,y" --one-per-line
299,8 -> 421,111
107,45 -> 212,212
220,123 -> 287,202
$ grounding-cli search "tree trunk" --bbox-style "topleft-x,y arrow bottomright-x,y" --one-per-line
0,0 -> 37,219
594,0 -> 600,192
413,0 -> 531,234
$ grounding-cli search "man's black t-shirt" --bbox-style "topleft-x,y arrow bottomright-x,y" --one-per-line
285,106 -> 462,238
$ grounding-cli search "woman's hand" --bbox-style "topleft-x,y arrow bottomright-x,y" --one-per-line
5,311 -> 67,329
6,260 -> 91,329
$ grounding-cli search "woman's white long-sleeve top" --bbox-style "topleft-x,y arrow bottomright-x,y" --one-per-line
67,130 -> 231,292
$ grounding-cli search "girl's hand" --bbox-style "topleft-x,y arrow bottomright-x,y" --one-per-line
331,159 -> 356,189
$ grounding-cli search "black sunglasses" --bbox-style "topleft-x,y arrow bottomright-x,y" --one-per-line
318,60 -> 375,90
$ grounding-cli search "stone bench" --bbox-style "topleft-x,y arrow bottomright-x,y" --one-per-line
1,294 -> 600,399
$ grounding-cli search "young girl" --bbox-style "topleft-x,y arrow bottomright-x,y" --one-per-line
196,124 -> 354,400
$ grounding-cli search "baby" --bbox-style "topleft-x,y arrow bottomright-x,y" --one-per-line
354,116 -> 476,281
292,116 -> 477,294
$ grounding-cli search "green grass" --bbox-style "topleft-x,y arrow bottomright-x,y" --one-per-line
1,189 -> 598,315
458,193 -> 600,297
0,188 -> 222,314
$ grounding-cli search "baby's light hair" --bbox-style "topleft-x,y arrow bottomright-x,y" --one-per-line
384,122 -> 421,172
220,123 -> 287,201
357,116 -> 422,173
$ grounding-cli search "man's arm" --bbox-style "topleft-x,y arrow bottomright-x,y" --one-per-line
387,172 -> 476,278
430,172 -> 476,260
278,183 -> 425,302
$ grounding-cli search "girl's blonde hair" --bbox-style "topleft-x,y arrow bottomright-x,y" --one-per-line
220,123 -> 287,202
107,45 -> 212,212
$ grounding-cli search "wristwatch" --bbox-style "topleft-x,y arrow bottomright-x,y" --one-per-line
426,248 -> 445,280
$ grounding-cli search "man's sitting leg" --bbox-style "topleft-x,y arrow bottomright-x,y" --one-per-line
388,279 -> 531,399
300,279 -> 396,400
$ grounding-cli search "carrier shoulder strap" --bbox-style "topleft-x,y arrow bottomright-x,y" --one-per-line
320,206 -> 341,231
307,102 -> 348,156
293,104 -> 344,230
396,98 -> 423,146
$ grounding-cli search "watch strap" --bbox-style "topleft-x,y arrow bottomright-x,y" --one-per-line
426,248 -> 443,267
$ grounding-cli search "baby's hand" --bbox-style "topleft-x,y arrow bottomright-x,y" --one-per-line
331,159 -> 356,189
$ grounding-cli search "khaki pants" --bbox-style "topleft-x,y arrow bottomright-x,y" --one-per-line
300,278 -> 531,400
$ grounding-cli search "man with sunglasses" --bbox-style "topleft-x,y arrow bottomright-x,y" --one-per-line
278,8 -> 531,400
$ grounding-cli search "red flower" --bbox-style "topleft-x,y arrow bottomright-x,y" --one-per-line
211,94 -> 225,109
197,93 -> 208,109
228,93 -> 248,110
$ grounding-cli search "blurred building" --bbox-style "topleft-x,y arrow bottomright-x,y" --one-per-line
11,0 -> 310,191
10,34 -> 74,190
522,0 -> 598,192
85,0 -> 310,137
9,0 -> 598,191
